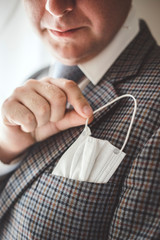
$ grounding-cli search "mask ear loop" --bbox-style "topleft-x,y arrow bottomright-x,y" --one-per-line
85,94 -> 137,152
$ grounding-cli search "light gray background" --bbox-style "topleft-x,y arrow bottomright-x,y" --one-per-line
134,0 -> 160,44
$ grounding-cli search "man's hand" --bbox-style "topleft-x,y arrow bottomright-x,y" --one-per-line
0,78 -> 93,163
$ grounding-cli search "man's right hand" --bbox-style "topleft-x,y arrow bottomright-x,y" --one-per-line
0,77 -> 93,164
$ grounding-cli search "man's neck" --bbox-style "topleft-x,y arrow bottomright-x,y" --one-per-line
78,6 -> 139,85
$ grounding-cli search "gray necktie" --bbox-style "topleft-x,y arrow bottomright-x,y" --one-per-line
50,62 -> 84,83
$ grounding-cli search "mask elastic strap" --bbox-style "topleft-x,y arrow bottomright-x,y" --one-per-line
85,94 -> 137,152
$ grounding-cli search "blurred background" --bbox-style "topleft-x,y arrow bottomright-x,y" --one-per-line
0,0 -> 53,110
134,0 -> 160,45
0,0 -> 160,110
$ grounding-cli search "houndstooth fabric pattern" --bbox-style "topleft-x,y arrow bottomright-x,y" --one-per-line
0,21 -> 160,239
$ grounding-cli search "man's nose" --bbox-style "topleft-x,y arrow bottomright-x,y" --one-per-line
45,0 -> 75,17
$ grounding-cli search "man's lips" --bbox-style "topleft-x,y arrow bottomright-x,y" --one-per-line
48,27 -> 83,37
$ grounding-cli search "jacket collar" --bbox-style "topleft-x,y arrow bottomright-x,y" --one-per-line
0,21 -> 156,220
105,21 -> 155,84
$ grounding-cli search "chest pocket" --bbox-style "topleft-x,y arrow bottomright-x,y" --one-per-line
14,173 -> 118,240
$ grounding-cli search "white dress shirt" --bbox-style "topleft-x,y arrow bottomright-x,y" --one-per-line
0,6 -> 139,177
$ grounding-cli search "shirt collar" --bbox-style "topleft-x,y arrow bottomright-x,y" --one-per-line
78,6 -> 139,86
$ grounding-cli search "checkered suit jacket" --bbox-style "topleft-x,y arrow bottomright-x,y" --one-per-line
0,21 -> 160,239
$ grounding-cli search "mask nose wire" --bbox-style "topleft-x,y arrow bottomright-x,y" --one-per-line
85,94 -> 137,152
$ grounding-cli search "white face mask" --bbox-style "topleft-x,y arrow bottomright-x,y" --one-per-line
52,94 -> 137,183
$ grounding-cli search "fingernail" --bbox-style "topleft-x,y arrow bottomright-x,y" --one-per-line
83,105 -> 93,116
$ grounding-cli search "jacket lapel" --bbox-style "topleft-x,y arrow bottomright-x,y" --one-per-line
0,21 -> 156,219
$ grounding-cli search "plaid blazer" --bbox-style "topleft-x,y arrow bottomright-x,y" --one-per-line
0,21 -> 160,240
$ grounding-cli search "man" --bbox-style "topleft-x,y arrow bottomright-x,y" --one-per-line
0,0 -> 160,239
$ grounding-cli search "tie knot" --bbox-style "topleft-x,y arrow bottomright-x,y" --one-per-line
50,62 -> 84,83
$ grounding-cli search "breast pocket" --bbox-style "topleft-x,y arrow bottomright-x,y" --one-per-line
19,173 -> 119,240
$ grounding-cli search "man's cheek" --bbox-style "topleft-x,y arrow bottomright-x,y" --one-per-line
24,1 -> 45,26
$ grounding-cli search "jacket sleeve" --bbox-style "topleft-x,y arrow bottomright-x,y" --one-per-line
0,173 -> 13,194
0,159 -> 22,194
109,128 -> 160,239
